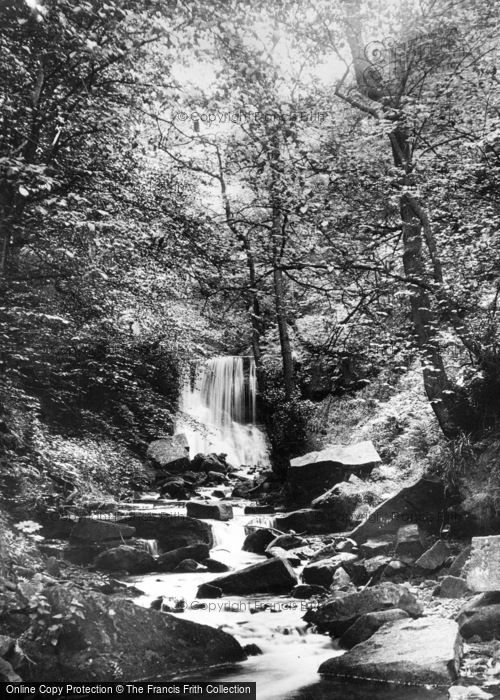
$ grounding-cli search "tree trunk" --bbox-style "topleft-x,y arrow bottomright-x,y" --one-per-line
400,192 -> 458,438
272,206 -> 295,399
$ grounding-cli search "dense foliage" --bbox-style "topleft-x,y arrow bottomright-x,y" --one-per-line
1,0 -> 499,507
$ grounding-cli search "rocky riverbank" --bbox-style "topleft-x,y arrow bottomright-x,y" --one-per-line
1,440 -> 499,698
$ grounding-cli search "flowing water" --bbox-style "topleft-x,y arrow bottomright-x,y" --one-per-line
176,357 -> 269,468
124,355 -> 450,698
126,502 -> 448,700
128,504 -> 341,699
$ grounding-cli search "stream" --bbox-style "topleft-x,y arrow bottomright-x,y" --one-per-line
116,356 -> 451,698
120,498 -> 448,700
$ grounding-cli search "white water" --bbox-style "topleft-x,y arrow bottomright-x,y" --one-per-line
177,356 -> 269,468
129,505 -> 339,699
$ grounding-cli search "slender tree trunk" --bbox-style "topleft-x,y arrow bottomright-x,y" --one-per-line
400,192 -> 458,437
272,206 -> 295,399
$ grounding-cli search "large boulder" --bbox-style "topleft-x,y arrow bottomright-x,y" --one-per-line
464,536 -> 500,592
349,478 -> 448,543
288,441 -> 381,504
302,554 -> 358,587
319,618 -> 462,686
205,558 -> 298,595
311,481 -> 365,531
70,519 -> 135,543
186,502 -> 233,521
274,509 -> 344,534
303,581 -> 421,636
242,528 -> 276,554
456,591 -> 500,640
119,515 -> 213,553
191,453 -> 228,474
157,544 -> 210,572
147,434 -> 190,472
21,585 -> 244,681
339,608 -> 410,649
93,546 -> 156,574
266,534 -> 307,551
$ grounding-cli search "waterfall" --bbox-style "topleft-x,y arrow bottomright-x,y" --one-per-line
177,356 -> 269,468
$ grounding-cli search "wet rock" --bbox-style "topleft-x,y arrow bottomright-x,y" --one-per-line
303,553 -> 358,588
435,576 -> 470,599
349,478 -> 448,543
359,538 -> 393,558
456,591 -> 500,641
331,566 -> 354,587
70,519 -> 135,543
449,545 -> 473,577
196,583 -> 223,599
244,505 -> 275,515
147,434 -> 190,472
292,584 -> 328,599
339,608 -> 410,648
119,515 -> 213,552
266,547 -> 301,566
186,501 -> 233,521
157,544 -> 210,572
242,528 -> 276,554
159,479 -> 191,500
394,524 -> 425,562
207,558 -> 298,595
243,644 -> 263,656
415,540 -> 450,571
174,559 -> 204,572
93,546 -> 156,574
191,453 -> 228,474
319,618 -> 461,686
202,558 -> 231,573
464,536 -> 500,592
303,581 -> 421,636
22,585 -> 244,681
266,534 -> 306,551
274,509 -> 342,534
288,441 -> 381,504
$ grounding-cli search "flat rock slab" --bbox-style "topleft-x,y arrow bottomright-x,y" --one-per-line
119,515 -> 213,552
415,540 -> 450,570
339,608 -> 410,649
319,617 -> 462,686
288,441 -> 380,503
186,501 -> 233,521
304,581 -> 422,636
350,478 -> 447,543
70,519 -> 135,543
147,434 -> 190,472
206,557 -> 298,595
464,536 -> 500,592
274,509 -> 344,534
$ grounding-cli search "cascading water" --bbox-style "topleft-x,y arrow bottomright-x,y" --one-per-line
177,356 -> 269,467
